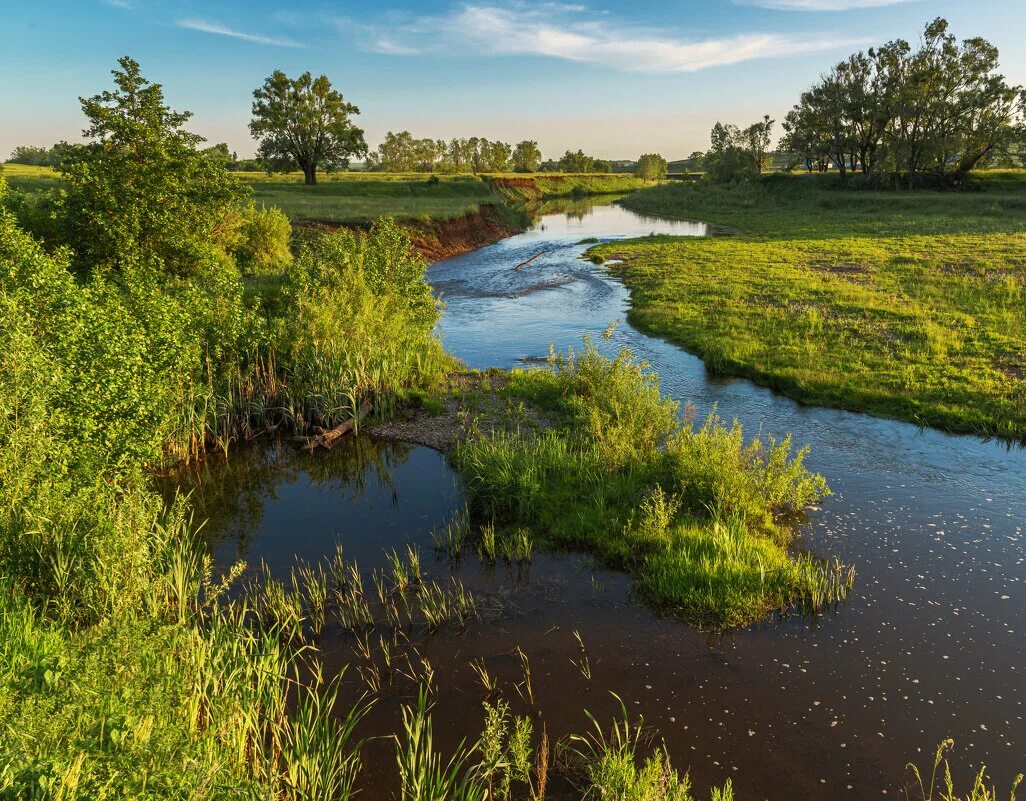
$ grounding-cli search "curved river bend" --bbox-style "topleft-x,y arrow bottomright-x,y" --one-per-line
184,201 -> 1025,800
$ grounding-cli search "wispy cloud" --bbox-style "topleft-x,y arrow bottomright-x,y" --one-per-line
346,4 -> 858,73
176,18 -> 303,47
737,0 -> 915,10
101,0 -> 134,9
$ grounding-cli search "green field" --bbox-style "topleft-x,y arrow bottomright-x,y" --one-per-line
591,171 -> 1026,438
2,164 -> 651,224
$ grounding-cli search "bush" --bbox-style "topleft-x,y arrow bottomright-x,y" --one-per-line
236,205 -> 292,274
453,341 -> 840,626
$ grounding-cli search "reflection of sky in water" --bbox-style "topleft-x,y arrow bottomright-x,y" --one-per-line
178,200 -> 1026,799
430,200 -> 1026,792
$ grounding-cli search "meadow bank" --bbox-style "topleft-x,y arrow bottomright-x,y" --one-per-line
591,172 -> 1026,440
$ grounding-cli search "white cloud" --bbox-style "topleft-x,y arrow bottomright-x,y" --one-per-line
354,3 -> 858,73
176,18 -> 303,48
101,0 -> 134,8
738,0 -> 915,10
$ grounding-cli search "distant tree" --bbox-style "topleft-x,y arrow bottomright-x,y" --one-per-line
592,159 -> 612,173
6,141 -> 85,167
635,153 -> 668,181
742,115 -> 775,173
704,122 -> 762,183
250,70 -> 366,185
58,56 -> 247,276
512,140 -> 542,172
202,142 -> 236,166
7,145 -> 51,166
558,149 -> 595,173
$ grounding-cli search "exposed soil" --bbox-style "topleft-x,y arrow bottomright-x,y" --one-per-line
294,203 -> 525,263
404,204 -> 526,261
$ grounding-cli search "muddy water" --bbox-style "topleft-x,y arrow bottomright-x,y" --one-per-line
183,201 -> 1025,800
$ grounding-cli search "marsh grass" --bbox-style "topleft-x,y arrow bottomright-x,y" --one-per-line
561,693 -> 730,801
905,740 -> 1023,801
453,338 -> 847,627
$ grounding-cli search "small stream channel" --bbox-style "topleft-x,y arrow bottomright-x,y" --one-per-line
175,199 -> 1025,800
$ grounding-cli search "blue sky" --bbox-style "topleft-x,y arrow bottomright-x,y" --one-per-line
2,0 -> 1025,161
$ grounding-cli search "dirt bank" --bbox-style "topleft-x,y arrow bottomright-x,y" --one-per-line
403,204 -> 525,261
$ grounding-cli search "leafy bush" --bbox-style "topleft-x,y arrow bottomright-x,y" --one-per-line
453,341 -> 840,626
236,204 -> 292,274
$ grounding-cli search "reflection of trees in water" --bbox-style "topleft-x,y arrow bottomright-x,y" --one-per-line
157,437 -> 413,552
532,193 -> 630,222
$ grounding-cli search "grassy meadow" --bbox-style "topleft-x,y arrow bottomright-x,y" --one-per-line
3,163 -> 652,225
592,171 -> 1026,439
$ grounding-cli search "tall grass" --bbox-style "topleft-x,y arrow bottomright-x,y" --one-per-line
453,338 -> 848,627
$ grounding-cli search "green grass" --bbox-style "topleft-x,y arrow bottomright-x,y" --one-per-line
451,338 -> 850,628
2,165 -> 651,224
592,171 -> 1026,439
242,172 -> 496,223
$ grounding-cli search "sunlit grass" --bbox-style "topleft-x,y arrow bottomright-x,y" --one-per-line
597,171 -> 1026,438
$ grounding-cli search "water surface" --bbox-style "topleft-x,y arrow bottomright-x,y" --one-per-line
181,200 -> 1025,800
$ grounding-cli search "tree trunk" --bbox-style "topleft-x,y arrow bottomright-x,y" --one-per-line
302,162 -> 317,185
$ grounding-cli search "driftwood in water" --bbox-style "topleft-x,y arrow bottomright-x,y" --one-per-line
513,250 -> 548,271
298,398 -> 373,451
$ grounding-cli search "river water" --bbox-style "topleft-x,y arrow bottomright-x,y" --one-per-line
184,200 -> 1025,800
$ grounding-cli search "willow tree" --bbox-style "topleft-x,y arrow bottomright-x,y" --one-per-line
250,71 -> 367,184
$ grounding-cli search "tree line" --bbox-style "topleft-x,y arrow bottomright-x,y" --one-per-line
367,133 -> 541,173
780,17 -> 1025,188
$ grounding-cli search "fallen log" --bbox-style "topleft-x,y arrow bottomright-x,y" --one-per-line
299,398 -> 374,451
513,250 -> 548,271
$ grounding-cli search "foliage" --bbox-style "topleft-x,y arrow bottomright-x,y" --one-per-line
236,204 -> 292,274
612,174 -> 1026,439
369,133 -> 514,173
635,153 -> 668,181
703,117 -> 774,183
781,18 -> 1026,187
555,150 -> 612,173
453,339 -> 841,627
57,56 -> 248,278
250,70 -> 367,185
511,140 -> 542,173
5,141 -> 84,168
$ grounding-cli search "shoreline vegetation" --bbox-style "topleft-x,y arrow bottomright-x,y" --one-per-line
592,172 -> 1026,441
3,53 -> 1023,801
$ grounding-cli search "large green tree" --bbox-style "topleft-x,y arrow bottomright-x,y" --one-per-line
781,18 -> 1025,188
58,56 -> 246,277
512,140 -> 542,173
250,71 -> 367,185
635,153 -> 668,181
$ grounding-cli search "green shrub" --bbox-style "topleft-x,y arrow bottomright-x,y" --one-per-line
236,204 -> 292,274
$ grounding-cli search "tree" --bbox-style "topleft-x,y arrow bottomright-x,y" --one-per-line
742,115 -> 775,173
704,121 -> 764,183
558,150 -> 595,173
58,56 -> 246,277
635,153 -> 668,181
780,18 -> 1025,188
592,159 -> 612,173
250,70 -> 366,185
512,140 -> 541,172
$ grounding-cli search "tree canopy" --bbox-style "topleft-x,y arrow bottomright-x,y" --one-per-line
512,140 -> 542,173
635,153 -> 668,181
367,133 -> 520,173
250,70 -> 367,184
57,56 -> 247,278
781,18 -> 1025,187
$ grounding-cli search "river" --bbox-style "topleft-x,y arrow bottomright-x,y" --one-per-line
181,199 -> 1025,800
